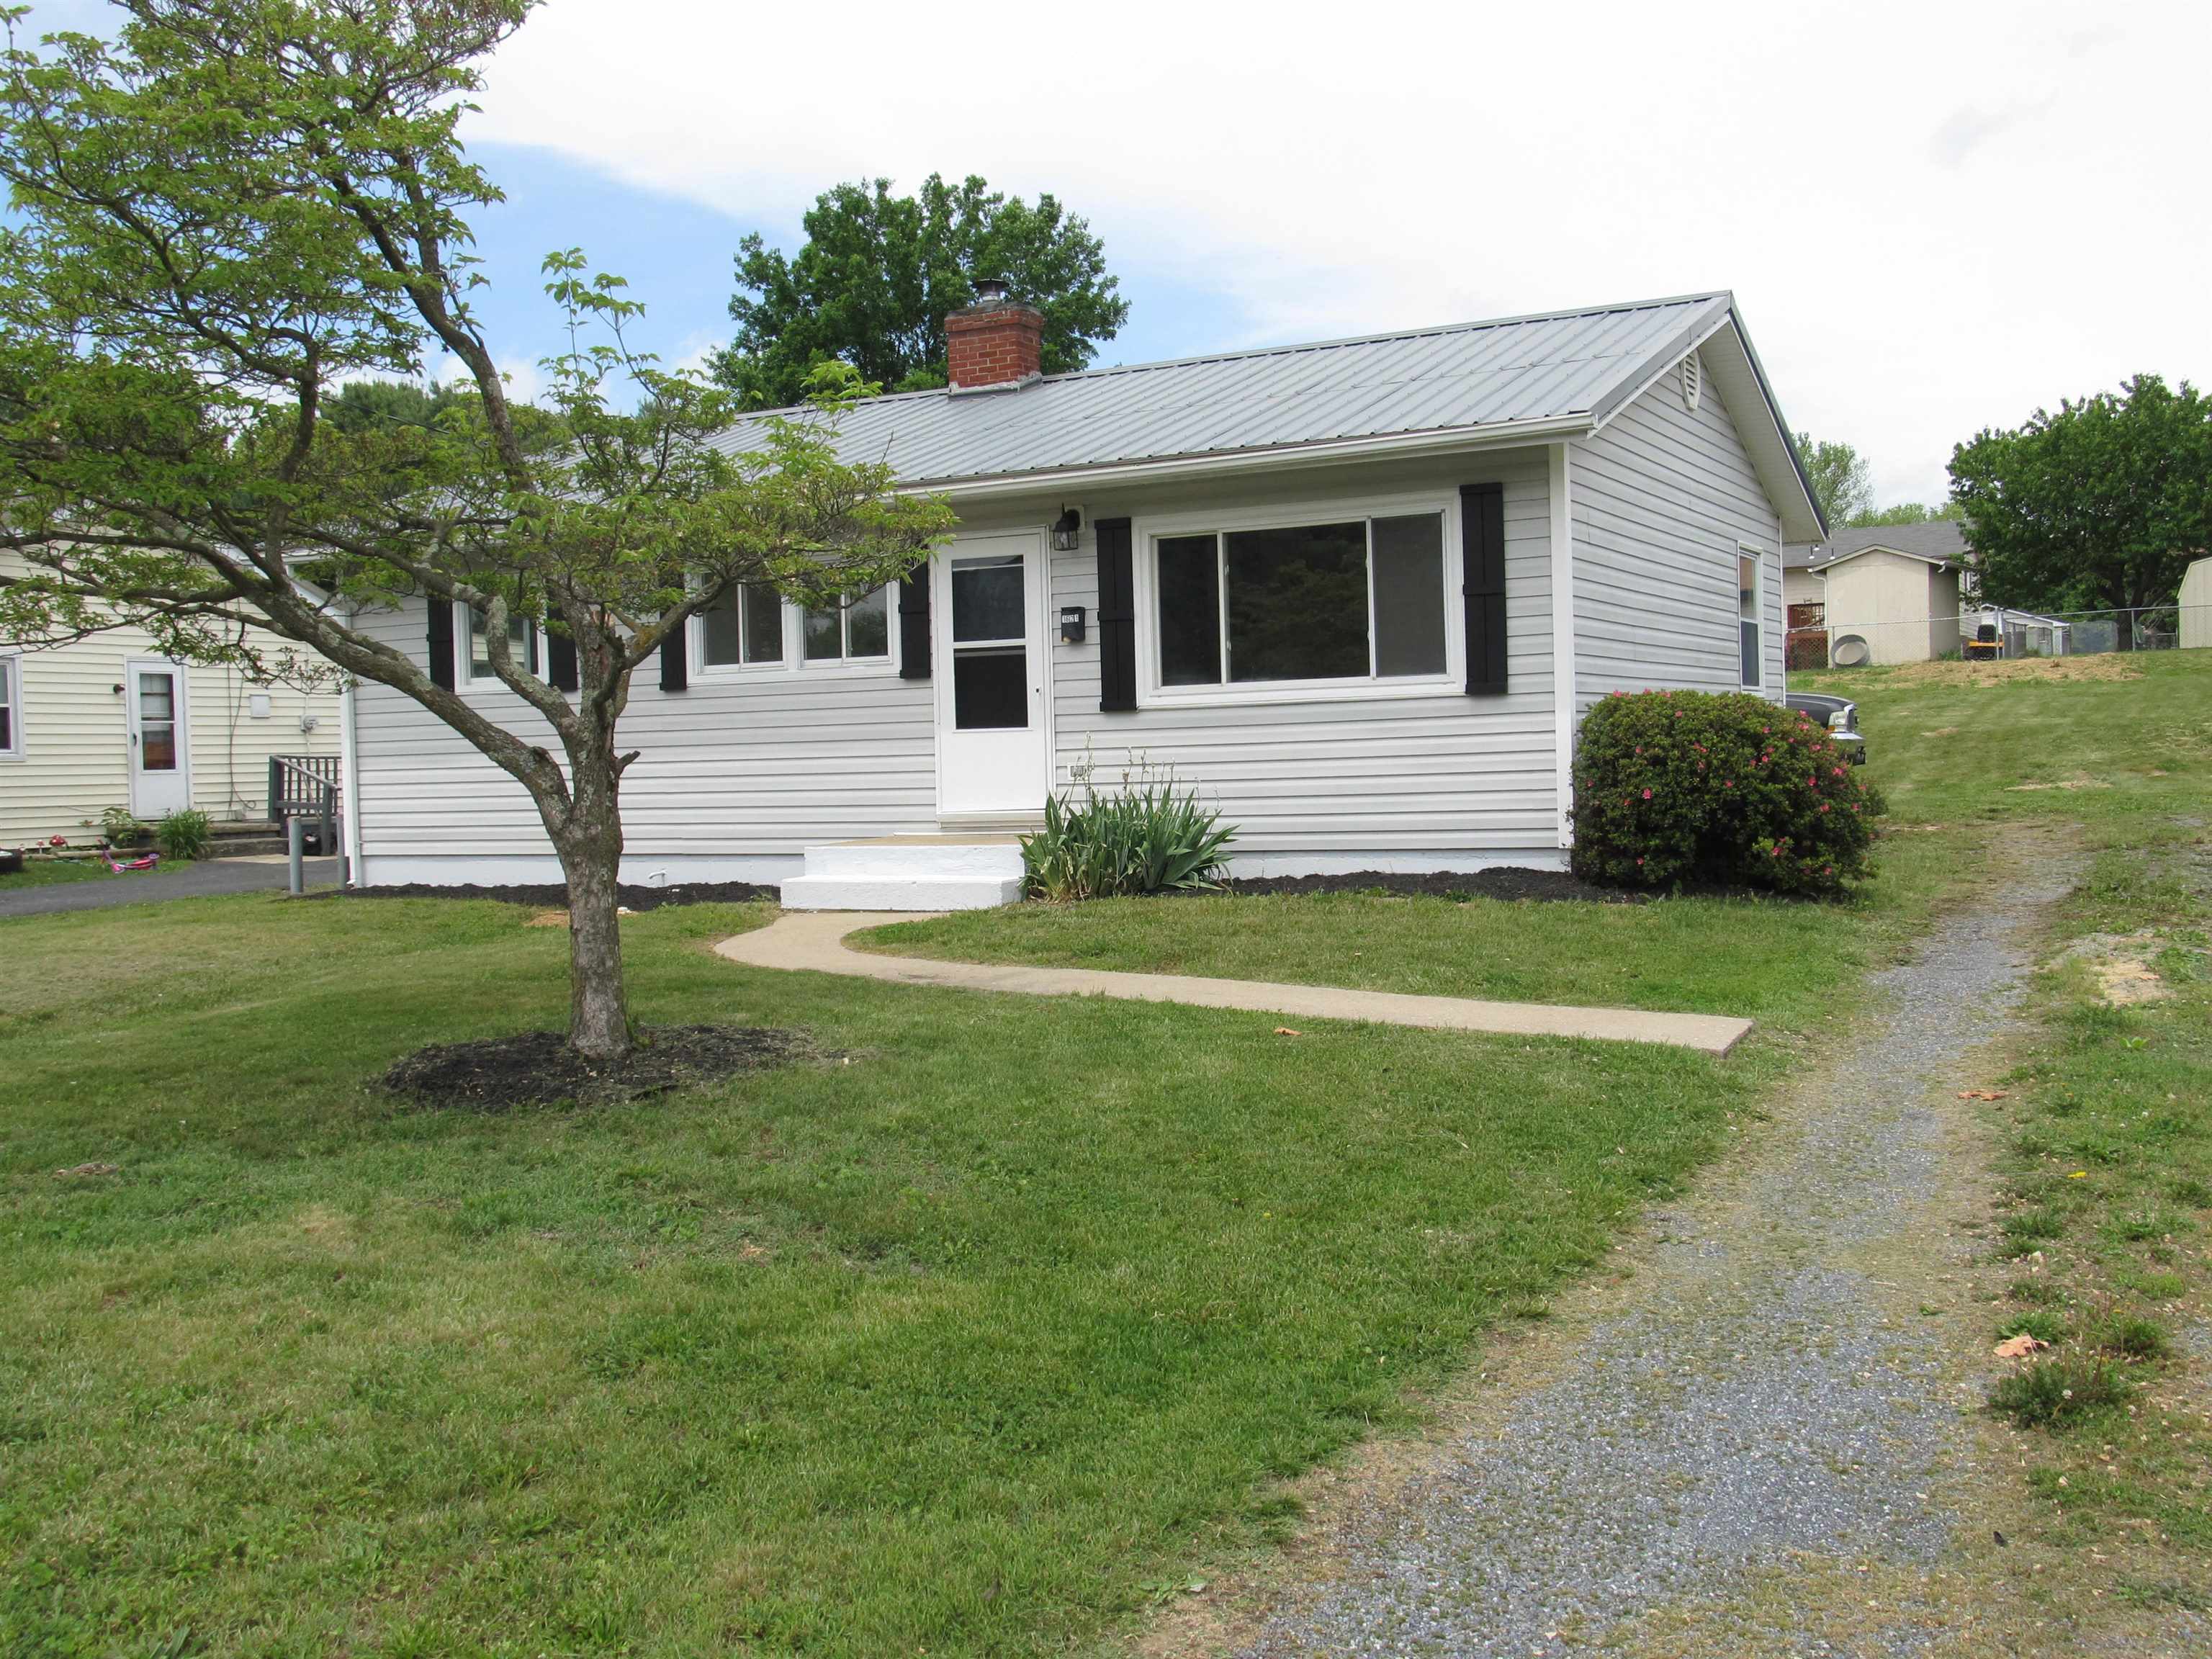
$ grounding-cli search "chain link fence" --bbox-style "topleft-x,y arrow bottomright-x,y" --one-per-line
1789,603 -> 2211,670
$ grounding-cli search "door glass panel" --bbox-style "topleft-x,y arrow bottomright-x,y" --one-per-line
138,674 -> 178,770
953,647 -> 1028,729
952,556 -> 1025,643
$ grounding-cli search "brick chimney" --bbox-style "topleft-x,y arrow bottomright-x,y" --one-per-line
945,276 -> 1044,391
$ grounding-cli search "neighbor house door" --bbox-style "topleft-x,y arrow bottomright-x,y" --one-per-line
933,532 -> 1049,817
125,659 -> 192,820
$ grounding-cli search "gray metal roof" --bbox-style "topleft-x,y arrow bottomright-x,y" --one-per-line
1791,520 -> 1967,571
708,292 -> 1743,489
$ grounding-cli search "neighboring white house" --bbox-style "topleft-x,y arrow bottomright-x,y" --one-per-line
1,552 -> 343,847
1794,522 -> 1968,666
2182,557 -> 2212,649
341,290 -> 1823,901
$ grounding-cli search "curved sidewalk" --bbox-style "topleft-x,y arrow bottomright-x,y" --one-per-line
714,912 -> 1753,1055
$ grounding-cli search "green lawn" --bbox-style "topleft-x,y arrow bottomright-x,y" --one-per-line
1807,652 -> 2212,1573
4,651 -> 2206,1655
4,896 -> 1768,1658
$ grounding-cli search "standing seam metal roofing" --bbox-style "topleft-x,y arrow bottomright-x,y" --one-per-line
704,292 -> 1739,487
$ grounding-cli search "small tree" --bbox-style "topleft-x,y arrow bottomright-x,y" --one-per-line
0,0 -> 954,1061
714,173 -> 1129,409
1951,374 -> 2212,647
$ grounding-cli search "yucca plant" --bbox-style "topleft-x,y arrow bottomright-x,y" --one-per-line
1022,765 -> 1236,901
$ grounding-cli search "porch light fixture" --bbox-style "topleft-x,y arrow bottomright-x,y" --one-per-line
1050,506 -> 1082,552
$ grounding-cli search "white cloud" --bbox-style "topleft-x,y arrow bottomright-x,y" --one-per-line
467,0 -> 2212,505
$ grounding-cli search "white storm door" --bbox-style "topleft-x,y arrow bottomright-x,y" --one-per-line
934,534 -> 1048,817
125,660 -> 192,819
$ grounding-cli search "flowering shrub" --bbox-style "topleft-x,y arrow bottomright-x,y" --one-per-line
1570,690 -> 1882,897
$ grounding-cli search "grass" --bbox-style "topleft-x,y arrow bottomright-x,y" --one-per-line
1803,652 -> 2212,1556
0,855 -> 175,892
6,649 -> 2208,1651
1,894 -> 1771,1658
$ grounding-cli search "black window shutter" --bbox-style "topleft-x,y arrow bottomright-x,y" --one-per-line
1460,482 -> 1508,695
547,631 -> 579,693
660,626 -> 688,693
898,565 -> 931,680
1095,516 -> 1136,712
426,597 -> 455,690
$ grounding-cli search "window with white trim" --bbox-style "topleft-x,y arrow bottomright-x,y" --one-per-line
1738,545 -> 1763,688
0,652 -> 19,755
700,582 -> 786,667
461,602 -> 535,684
692,583 -> 894,675
1151,510 -> 1450,693
804,587 -> 890,663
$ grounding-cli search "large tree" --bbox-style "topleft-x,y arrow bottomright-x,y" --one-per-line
1849,499 -> 1962,528
1951,374 -> 2212,643
0,0 -> 953,1061
1792,431 -> 1874,533
714,173 -> 1129,410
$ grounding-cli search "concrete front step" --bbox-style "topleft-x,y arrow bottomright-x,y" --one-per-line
779,835 -> 1025,912
206,820 -> 333,858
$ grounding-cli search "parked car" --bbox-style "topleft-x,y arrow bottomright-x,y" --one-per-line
1784,691 -> 1866,764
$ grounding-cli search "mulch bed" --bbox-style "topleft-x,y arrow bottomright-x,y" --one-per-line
1214,868 -> 1647,904
379,1024 -> 816,1110
350,880 -> 777,910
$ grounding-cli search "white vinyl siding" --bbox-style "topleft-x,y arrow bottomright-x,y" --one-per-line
0,557 -> 343,844
1569,362 -> 1786,707
347,596 -> 936,880
1042,450 -> 1560,869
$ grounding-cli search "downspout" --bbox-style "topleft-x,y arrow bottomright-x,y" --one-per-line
338,670 -> 364,886
1548,443 -> 1576,850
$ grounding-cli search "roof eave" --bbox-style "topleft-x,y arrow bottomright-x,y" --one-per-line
917,413 -> 1594,502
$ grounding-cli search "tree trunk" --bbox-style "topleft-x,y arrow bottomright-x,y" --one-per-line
549,720 -> 631,1062
557,824 -> 631,1061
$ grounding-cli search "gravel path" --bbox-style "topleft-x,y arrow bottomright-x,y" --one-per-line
0,858 -> 338,920
1235,860 -> 2080,1658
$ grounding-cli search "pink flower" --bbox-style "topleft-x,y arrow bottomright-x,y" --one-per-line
1642,788 -> 1653,800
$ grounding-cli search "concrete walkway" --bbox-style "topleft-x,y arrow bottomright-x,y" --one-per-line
0,858 -> 340,921
714,911 -> 1753,1054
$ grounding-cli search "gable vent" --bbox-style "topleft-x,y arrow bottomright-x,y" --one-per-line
1681,352 -> 1703,411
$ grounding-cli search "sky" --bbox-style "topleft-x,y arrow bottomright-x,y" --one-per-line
19,0 -> 2212,508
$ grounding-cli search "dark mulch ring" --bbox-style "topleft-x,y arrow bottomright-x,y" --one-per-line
380,1024 -> 818,1110
1211,868 -> 1647,904
350,879 -> 777,910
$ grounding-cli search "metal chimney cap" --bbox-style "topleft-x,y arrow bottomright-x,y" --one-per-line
971,274 -> 1010,305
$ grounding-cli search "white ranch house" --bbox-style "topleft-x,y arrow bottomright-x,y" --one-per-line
341,290 -> 1823,907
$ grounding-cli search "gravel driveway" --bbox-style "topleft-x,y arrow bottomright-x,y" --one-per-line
1232,858 -> 2094,1658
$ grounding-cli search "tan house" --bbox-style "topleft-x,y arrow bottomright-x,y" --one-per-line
1,553 -> 343,848
1786,522 -> 1968,666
